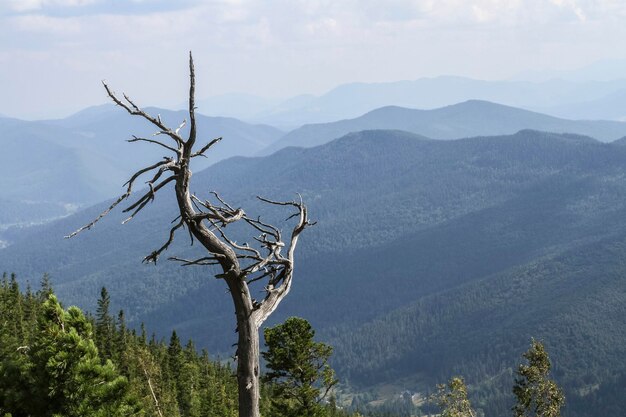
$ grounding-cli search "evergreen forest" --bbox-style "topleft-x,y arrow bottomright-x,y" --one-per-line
0,275 -> 360,417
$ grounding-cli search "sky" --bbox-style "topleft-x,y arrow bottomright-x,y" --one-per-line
2,0 -> 626,119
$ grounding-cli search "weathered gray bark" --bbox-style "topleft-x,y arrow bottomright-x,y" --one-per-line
235,313 -> 261,417
67,52 -> 312,417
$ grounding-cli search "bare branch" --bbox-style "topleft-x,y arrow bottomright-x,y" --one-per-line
122,175 -> 177,223
128,136 -> 180,154
64,193 -> 128,239
318,378 -> 338,405
251,196 -> 313,326
187,51 -> 197,150
243,216 -> 281,241
122,158 -> 174,187
123,175 -> 176,212
143,219 -> 185,264
256,195 -> 300,207
175,119 -> 187,136
136,357 -> 165,417
65,158 -> 173,238
191,137 -> 222,158
246,268 -> 276,285
196,207 -> 245,225
210,191 -> 236,211
102,81 -> 184,145
169,256 -> 223,267
207,219 -> 261,258
145,165 -> 170,189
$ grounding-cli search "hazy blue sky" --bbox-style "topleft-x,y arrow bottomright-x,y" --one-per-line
2,0 -> 626,119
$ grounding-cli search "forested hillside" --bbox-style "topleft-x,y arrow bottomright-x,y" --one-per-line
2,129 -> 626,416
330,233 -> 626,416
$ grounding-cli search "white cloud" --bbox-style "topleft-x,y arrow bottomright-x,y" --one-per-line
10,13 -> 82,34
5,0 -> 99,12
2,0 -> 626,118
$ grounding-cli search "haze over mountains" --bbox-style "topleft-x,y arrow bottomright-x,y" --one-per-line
5,96 -> 626,249
0,108 -> 282,230
196,76 -> 626,128
9,97 -> 626,234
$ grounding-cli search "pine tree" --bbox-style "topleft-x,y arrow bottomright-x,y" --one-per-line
168,330 -> 183,381
39,273 -> 53,301
96,286 -> 114,360
179,340 -> 202,417
116,310 -> 129,373
262,317 -> 337,417
433,376 -> 476,417
129,343 -> 181,417
140,322 -> 147,345
1,294 -> 142,417
512,339 -> 565,417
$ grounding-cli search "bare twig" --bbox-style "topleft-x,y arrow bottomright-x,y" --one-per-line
191,137 -> 222,158
169,256 -> 223,267
121,175 -> 177,223
102,81 -> 184,146
143,219 -> 185,264
128,135 -> 180,154
65,158 -> 174,238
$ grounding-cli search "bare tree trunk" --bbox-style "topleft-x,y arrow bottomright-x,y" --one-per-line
236,317 -> 261,417
226,276 -> 261,417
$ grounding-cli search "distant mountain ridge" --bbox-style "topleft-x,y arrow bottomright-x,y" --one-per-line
197,76 -> 626,126
0,107 -> 283,230
540,89 -> 626,121
261,100 -> 626,155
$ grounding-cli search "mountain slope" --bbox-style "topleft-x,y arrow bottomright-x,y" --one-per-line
541,89 -> 626,121
0,116 -> 119,201
2,129 -> 626,416
0,108 -> 283,229
50,105 -> 283,181
1,129 -> 624,325
261,100 -> 626,155
330,232 -> 626,417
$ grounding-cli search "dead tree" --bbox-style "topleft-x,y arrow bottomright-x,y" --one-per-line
67,52 -> 313,417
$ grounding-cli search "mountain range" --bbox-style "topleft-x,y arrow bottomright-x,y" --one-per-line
9,98 -> 626,234
196,76 -> 626,127
260,100 -> 626,155
2,128 -> 626,416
